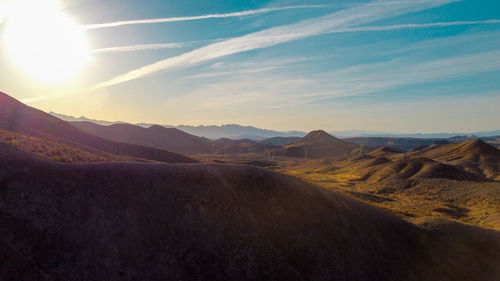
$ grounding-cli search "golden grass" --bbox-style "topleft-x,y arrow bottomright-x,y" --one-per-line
0,128 -> 126,162
195,151 -> 500,230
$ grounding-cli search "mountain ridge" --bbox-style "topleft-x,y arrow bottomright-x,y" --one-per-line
0,92 -> 197,163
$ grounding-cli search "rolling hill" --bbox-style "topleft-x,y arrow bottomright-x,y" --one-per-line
212,138 -> 280,154
345,137 -> 451,151
413,139 -> 500,180
71,121 -> 280,155
0,128 -> 130,162
364,157 -> 484,182
71,121 -> 213,154
260,136 -> 302,146
277,130 -> 365,159
0,92 -> 197,163
51,112 -> 307,140
0,143 -> 499,280
277,137 -> 500,229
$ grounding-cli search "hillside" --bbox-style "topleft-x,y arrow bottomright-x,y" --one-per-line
277,138 -> 500,229
52,112 -> 306,140
71,121 -> 281,155
365,157 -> 484,182
71,121 -> 213,154
0,92 -> 197,163
345,137 -> 448,151
278,130 -> 363,159
0,144 -> 499,280
368,146 -> 404,157
0,128 -> 132,162
212,138 -> 280,154
414,139 -> 500,180
261,136 -> 302,146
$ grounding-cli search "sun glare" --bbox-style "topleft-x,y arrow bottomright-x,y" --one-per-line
2,0 -> 89,83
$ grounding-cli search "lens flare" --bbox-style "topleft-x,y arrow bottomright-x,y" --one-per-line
2,0 -> 89,83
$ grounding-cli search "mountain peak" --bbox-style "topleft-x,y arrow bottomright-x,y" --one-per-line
281,130 -> 360,159
302,130 -> 338,143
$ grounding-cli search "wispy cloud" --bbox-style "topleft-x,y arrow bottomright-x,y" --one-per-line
188,57 -> 314,78
90,39 -> 221,54
89,0 -> 458,91
89,19 -> 500,55
84,5 -> 325,29
309,49 -> 500,101
326,19 -> 500,34
91,43 -> 186,54
169,46 -> 500,112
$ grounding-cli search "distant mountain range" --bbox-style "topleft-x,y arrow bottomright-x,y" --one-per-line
0,93 -> 197,163
51,112 -> 500,140
331,130 -> 500,138
71,121 -> 281,155
50,112 -> 306,140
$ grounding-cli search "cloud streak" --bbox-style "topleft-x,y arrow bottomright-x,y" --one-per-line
90,19 -> 500,55
169,48 -> 500,113
89,0 -> 459,91
84,5 -> 325,29
90,39 -> 221,54
327,19 -> 500,33
91,43 -> 187,54
309,49 -> 500,101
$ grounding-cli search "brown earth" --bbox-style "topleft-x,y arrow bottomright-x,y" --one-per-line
0,143 -> 499,281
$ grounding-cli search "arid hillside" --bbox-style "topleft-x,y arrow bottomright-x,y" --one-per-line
72,121 -> 214,154
412,139 -> 500,180
278,140 -> 500,229
345,137 -> 449,151
71,120 -> 280,155
212,138 -> 280,154
0,92 -> 197,163
1,143 -> 499,281
0,128 -> 131,162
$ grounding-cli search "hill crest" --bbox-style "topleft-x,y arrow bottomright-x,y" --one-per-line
0,92 -> 197,163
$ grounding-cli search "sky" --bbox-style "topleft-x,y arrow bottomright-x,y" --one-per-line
0,0 -> 499,133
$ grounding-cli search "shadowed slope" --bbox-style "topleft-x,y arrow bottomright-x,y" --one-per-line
0,92 -> 197,163
261,136 -> 302,146
72,121 -> 213,154
0,144 -> 499,281
212,138 -> 280,154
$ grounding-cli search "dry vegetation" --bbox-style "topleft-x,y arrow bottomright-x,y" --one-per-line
1,144 -> 499,281
276,158 -> 500,230
273,142 -> 500,230
0,128 -> 126,162
197,140 -> 500,230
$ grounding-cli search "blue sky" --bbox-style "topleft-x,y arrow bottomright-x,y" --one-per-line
1,0 -> 500,133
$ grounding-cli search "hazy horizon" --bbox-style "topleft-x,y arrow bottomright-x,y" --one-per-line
49,110 -> 500,136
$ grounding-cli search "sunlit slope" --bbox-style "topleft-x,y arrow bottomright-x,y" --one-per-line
278,141 -> 500,229
414,139 -> 500,180
0,144 -> 499,280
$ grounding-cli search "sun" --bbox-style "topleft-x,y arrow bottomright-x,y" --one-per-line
2,0 -> 89,83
